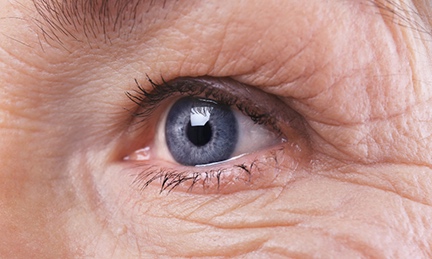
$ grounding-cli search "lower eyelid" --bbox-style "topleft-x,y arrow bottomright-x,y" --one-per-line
125,143 -> 304,195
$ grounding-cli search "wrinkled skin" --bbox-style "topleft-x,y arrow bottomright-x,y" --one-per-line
1,0 -> 432,258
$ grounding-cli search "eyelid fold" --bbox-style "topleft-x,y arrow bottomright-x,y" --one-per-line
127,76 -> 305,130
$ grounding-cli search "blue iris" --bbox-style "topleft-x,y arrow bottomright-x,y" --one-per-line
165,97 -> 238,166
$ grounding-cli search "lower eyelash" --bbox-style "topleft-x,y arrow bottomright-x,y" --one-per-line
132,163 -> 254,194
129,147 -> 285,194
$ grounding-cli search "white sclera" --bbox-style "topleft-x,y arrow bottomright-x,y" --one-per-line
127,101 -> 282,164
232,110 -> 282,157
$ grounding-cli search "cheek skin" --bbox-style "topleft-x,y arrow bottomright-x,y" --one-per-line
80,161 -> 432,257
1,0 -> 432,258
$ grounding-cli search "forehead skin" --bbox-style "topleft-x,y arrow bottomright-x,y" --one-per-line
1,0 -> 432,258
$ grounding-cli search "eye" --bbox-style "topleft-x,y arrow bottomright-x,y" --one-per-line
123,77 -> 306,194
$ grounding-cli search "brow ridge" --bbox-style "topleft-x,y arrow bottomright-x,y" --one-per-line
31,0 -> 165,45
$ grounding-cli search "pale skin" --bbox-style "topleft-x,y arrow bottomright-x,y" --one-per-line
1,0 -> 432,258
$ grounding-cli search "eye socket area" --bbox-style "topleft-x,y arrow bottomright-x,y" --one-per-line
122,77 -> 308,194
124,95 -> 289,194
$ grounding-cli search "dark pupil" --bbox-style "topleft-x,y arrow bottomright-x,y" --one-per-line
186,121 -> 212,146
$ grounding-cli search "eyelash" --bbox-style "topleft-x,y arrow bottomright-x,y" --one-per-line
132,162 -> 254,194
124,76 -> 285,194
128,147 -> 284,194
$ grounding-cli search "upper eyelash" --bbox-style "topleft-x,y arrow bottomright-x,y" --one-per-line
125,76 -> 279,130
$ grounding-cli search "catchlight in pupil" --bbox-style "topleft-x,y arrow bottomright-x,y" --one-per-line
187,106 -> 213,146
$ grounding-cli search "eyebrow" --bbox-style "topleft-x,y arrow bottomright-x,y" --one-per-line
369,0 -> 432,36
32,0 -> 168,45
33,0 -> 430,47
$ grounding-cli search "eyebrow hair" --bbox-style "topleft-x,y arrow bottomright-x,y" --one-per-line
368,0 -> 432,36
32,0 -> 168,45
33,0 -> 430,48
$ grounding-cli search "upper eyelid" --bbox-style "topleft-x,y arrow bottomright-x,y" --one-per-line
126,76 -> 301,129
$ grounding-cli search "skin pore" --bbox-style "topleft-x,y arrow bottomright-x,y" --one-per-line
1,0 -> 432,258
